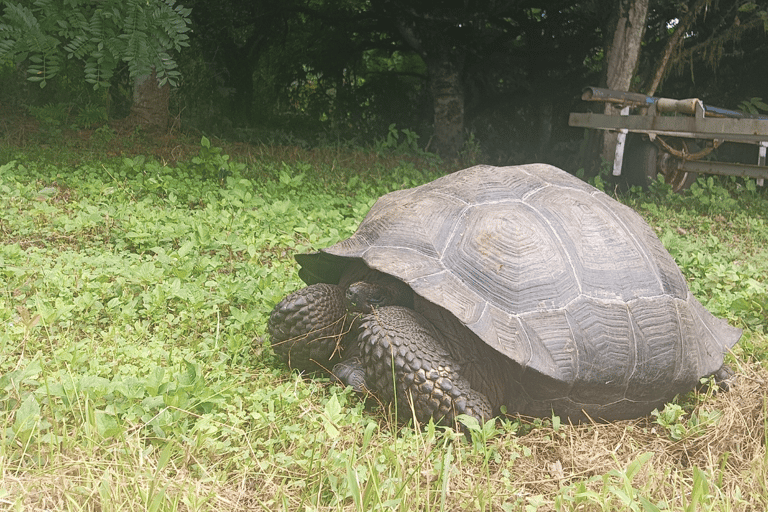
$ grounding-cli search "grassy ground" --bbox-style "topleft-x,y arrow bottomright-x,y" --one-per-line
1,138 -> 767,511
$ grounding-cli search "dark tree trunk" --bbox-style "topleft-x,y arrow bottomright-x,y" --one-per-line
220,36 -> 262,126
226,47 -> 255,125
603,0 -> 649,92
395,19 -> 466,159
426,52 -> 465,158
601,0 -> 650,161
129,68 -> 170,131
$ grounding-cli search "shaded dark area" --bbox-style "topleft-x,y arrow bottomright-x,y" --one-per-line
1,0 -> 767,174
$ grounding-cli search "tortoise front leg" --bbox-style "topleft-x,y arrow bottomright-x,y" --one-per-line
357,306 -> 493,427
268,283 -> 348,373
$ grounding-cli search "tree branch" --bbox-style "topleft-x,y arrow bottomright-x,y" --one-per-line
646,0 -> 708,96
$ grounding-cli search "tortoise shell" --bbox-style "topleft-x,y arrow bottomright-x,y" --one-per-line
295,164 -> 741,419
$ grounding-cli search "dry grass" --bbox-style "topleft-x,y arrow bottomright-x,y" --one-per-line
3,362 -> 765,511
506,362 -> 767,509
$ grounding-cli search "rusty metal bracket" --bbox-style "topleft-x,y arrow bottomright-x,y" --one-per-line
656,136 -> 721,161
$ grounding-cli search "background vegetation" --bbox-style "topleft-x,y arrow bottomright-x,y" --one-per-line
2,0 -> 768,166
2,0 -> 768,510
1,137 -> 767,510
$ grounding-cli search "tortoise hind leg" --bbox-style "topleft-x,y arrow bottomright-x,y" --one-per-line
712,364 -> 734,392
332,356 -> 367,392
357,306 -> 492,427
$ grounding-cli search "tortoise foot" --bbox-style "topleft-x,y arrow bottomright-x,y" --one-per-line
712,364 -> 734,392
333,356 -> 368,393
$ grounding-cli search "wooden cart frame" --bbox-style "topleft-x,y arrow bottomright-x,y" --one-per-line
569,87 -> 768,191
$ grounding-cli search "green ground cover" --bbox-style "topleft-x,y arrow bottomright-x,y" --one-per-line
1,141 -> 766,511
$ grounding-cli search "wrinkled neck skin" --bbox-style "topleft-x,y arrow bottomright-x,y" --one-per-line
338,261 -> 414,313
332,261 -> 415,359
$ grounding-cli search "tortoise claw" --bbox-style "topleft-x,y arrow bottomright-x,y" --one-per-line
333,357 -> 368,393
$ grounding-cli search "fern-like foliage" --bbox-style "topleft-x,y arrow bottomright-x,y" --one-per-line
0,0 -> 191,89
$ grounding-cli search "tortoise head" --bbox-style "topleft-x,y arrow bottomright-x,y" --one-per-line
345,275 -> 413,313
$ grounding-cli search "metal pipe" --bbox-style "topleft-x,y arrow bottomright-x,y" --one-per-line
580,87 -> 768,120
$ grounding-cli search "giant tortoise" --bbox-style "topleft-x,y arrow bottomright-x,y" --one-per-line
268,164 -> 741,426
